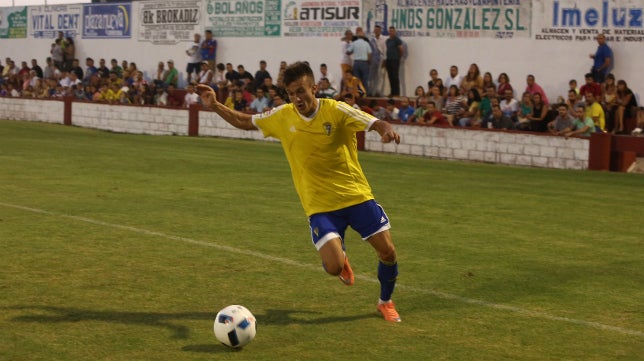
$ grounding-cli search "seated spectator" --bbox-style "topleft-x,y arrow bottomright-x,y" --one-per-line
584,92 -> 606,132
197,61 -> 214,86
527,93 -> 548,132
613,79 -> 638,134
565,89 -> 584,115
525,74 -> 549,106
338,70 -> 366,101
579,73 -> 602,100
183,84 -> 200,107
372,101 -> 387,119
94,85 -> 108,102
569,79 -> 579,96
482,72 -> 496,92
110,58 -> 123,78
422,101 -> 448,126
482,104 -> 514,130
108,71 -> 123,88
166,84 -> 183,106
384,98 -> 399,121
479,85 -> 497,120
154,86 -> 168,106
232,89 -> 248,111
270,93 -> 285,108
69,59 -> 83,80
500,89 -> 519,121
316,77 -> 337,99
461,63 -> 483,94
342,93 -> 361,110
237,64 -> 254,88
397,96 -> 415,123
426,68 -> 439,91
164,60 -> 178,87
413,86 -> 426,107
458,88 -> 482,127
548,103 -> 575,135
565,105 -> 595,137
153,61 -> 166,87
408,96 -> 429,123
225,63 -> 240,87
426,85 -> 444,112
443,85 -> 466,126
97,58 -> 110,79
7,83 -> 20,97
249,88 -> 269,113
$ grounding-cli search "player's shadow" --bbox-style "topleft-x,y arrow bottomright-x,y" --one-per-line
7,305 -> 374,343
7,305 -> 210,339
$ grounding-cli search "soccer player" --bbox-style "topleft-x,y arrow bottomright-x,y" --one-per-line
197,62 -> 402,322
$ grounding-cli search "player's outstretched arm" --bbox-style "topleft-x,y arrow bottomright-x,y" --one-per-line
370,119 -> 401,144
197,84 -> 256,130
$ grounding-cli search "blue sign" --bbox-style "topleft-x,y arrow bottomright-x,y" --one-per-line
82,3 -> 131,38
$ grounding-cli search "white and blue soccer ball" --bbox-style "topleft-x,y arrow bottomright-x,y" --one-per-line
213,305 -> 257,348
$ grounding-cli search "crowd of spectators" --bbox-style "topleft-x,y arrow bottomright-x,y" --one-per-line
1,28 -> 642,136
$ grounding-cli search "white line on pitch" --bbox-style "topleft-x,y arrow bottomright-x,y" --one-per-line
1,201 -> 642,338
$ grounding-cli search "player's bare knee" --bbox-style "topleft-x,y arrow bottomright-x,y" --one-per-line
323,262 -> 343,276
379,247 -> 397,264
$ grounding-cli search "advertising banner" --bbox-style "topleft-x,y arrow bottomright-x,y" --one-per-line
363,0 -> 531,39
205,0 -> 281,37
29,5 -> 83,38
82,3 -> 132,39
139,0 -> 201,44
282,0 -> 360,37
0,7 -> 27,39
533,0 -> 644,43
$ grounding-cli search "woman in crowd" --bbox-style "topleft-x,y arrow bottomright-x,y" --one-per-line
614,79 -> 638,134
443,85 -> 467,126
497,72 -> 513,97
527,93 -> 548,132
461,63 -> 483,93
413,85 -> 426,107
426,85 -> 444,112
516,91 -> 533,130
482,72 -> 495,92
458,88 -> 482,127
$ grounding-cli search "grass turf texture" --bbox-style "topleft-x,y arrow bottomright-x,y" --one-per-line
0,120 -> 642,360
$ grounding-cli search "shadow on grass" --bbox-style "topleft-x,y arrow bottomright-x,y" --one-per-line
6,305 -> 375,343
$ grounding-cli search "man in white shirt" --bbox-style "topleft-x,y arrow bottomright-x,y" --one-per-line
185,33 -> 202,83
368,24 -> 387,97
184,84 -> 200,107
444,65 -> 463,90
499,89 -> 519,122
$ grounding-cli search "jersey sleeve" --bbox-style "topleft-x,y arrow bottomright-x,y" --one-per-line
251,104 -> 288,139
335,100 -> 378,132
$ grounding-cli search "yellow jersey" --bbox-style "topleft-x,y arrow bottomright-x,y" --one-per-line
585,102 -> 606,131
252,99 -> 377,216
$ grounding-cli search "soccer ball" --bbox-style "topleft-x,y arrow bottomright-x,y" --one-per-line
213,305 -> 257,348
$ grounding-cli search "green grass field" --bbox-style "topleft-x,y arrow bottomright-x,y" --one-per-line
1,120 -> 642,361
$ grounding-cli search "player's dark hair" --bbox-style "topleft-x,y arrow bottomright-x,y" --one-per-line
283,62 -> 314,87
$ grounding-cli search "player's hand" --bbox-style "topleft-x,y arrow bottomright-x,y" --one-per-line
382,130 -> 401,144
196,84 -> 217,108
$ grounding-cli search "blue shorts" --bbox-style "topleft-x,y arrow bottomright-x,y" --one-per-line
308,200 -> 391,251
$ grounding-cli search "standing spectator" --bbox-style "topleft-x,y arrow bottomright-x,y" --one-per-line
51,39 -> 64,71
253,60 -> 271,91
164,60 -> 178,87
340,29 -> 354,76
590,34 -> 613,83
444,65 -> 463,91
97,58 -> 110,79
201,29 -> 217,71
276,60 -> 288,89
186,33 -> 202,84
385,26 -> 403,96
525,74 -> 549,106
30,59 -> 43,79
347,27 -> 372,93
368,24 -> 386,96
398,38 -> 408,96
63,38 -> 75,71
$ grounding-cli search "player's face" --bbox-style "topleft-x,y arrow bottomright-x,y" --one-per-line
285,76 -> 318,117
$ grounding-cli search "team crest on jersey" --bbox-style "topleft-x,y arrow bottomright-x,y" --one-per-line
323,122 -> 332,136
